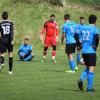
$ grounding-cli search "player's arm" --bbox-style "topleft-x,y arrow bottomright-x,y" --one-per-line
40,27 -> 46,42
18,45 -> 23,55
61,25 -> 66,44
40,22 -> 47,43
61,32 -> 65,44
74,33 -> 81,45
10,22 -> 14,44
93,34 -> 99,50
55,24 -> 59,42
25,50 -> 32,57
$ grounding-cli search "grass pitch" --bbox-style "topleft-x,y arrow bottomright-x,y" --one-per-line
0,49 -> 100,100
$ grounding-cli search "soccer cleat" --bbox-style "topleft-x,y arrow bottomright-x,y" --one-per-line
41,58 -> 46,63
8,71 -> 13,75
0,63 -> 5,72
66,70 -> 75,73
78,80 -> 83,91
87,88 -> 95,92
52,59 -> 56,64
75,66 -> 78,71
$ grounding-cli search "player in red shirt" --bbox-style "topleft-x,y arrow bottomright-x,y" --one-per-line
40,14 -> 59,63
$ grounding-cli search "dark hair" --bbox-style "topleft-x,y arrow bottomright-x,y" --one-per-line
64,14 -> 70,20
24,38 -> 29,41
50,14 -> 55,17
89,14 -> 97,24
80,16 -> 84,19
2,11 -> 8,20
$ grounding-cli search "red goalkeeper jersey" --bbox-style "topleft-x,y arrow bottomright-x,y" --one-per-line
41,20 -> 58,37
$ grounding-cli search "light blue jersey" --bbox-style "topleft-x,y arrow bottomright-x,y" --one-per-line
19,44 -> 32,54
62,21 -> 77,44
76,24 -> 86,41
80,24 -> 99,54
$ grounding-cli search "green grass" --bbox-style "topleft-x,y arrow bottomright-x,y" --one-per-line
0,1 -> 100,99
0,49 -> 100,100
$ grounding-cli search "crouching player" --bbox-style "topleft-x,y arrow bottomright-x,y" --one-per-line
78,15 -> 99,92
0,11 -> 14,74
18,38 -> 34,61
40,14 -> 59,63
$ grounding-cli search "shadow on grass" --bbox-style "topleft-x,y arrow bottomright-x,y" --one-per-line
56,88 -> 82,93
15,59 -> 41,63
43,69 -> 64,73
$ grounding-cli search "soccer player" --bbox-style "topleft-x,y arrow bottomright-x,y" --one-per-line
0,11 -> 14,74
78,14 -> 99,92
40,14 -> 58,63
18,38 -> 34,61
61,14 -> 77,73
76,17 -> 85,64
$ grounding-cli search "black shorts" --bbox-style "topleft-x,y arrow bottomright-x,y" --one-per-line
76,43 -> 82,51
0,38 -> 13,53
65,43 -> 76,54
82,53 -> 96,66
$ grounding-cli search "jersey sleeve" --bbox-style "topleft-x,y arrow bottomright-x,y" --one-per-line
95,27 -> 100,35
29,45 -> 32,51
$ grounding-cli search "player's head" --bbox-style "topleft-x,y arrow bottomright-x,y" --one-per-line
50,14 -> 55,22
80,17 -> 85,24
2,11 -> 8,20
89,14 -> 97,24
64,14 -> 70,20
24,38 -> 29,45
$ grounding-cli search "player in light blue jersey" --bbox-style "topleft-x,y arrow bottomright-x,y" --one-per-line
18,38 -> 34,61
78,15 -> 99,92
76,17 -> 85,64
62,14 -> 77,73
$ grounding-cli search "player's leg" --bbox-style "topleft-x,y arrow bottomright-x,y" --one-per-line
41,36 -> 49,62
18,51 -> 25,61
87,54 -> 96,92
52,37 -> 57,63
66,44 -> 77,73
8,52 -> 13,74
7,43 -> 13,74
0,39 -> 6,71
78,68 -> 89,91
87,66 -> 95,92
0,53 -> 5,71
52,45 -> 56,63
76,44 -> 84,65
78,54 -> 88,91
67,53 -> 76,72
77,50 -> 81,64
24,54 -> 34,61
41,46 -> 48,62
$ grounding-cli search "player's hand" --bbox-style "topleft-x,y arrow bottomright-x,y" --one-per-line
40,35 -> 44,45
56,36 -> 58,42
40,35 -> 43,41
11,41 -> 14,45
